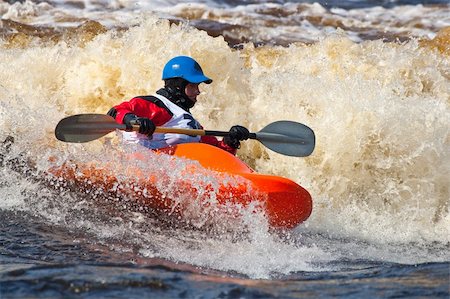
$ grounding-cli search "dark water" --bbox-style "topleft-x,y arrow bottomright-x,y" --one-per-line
1,210 -> 448,299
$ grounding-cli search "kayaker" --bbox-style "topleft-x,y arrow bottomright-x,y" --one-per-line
106,56 -> 249,154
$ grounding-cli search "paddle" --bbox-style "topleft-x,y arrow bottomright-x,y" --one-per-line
55,114 -> 315,157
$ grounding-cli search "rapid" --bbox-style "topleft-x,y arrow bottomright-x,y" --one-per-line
0,0 -> 449,298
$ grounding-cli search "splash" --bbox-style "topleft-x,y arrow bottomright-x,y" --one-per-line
45,143 -> 268,232
240,35 -> 449,245
421,27 -> 450,55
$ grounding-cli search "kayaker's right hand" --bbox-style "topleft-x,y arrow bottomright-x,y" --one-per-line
123,113 -> 156,135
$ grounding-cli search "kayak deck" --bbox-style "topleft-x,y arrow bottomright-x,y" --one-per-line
162,143 -> 312,228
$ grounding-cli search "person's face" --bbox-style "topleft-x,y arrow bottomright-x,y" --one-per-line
184,83 -> 200,104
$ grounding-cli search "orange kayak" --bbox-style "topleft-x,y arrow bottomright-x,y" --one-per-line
51,143 -> 312,229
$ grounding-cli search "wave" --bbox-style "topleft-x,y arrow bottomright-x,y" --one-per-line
1,0 -> 449,46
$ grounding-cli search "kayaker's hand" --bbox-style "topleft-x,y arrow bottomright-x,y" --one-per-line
224,125 -> 249,149
229,125 -> 250,141
136,117 -> 156,135
107,107 -> 117,119
123,113 -> 156,135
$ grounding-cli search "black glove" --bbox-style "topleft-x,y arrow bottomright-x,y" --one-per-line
107,107 -> 117,119
223,125 -> 250,149
123,113 -> 155,135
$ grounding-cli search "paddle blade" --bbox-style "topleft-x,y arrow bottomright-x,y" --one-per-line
55,114 -> 125,143
255,121 -> 315,157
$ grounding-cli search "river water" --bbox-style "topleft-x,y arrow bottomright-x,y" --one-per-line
0,0 -> 449,298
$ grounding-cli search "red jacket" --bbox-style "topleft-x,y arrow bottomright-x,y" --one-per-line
112,96 -> 237,155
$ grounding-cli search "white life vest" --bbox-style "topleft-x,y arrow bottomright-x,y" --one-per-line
121,94 -> 201,149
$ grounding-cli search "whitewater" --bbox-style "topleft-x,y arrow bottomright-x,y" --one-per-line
0,0 -> 449,298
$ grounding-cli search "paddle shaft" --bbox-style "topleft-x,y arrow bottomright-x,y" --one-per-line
153,126 -> 256,139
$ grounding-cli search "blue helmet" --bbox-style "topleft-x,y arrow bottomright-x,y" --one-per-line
162,56 -> 212,84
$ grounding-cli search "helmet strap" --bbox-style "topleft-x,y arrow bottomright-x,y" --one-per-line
158,80 -> 194,111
